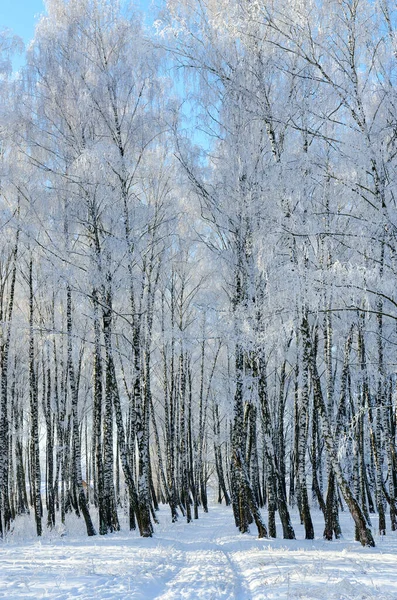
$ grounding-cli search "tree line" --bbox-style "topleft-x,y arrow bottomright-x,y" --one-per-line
0,0 -> 397,547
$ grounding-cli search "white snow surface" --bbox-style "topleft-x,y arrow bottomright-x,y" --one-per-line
1,505 -> 396,599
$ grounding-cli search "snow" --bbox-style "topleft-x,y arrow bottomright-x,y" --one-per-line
1,505 -> 397,599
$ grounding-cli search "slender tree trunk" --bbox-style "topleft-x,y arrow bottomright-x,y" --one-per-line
102,283 -> 120,533
66,287 -> 96,537
29,257 -> 42,537
298,338 -> 314,539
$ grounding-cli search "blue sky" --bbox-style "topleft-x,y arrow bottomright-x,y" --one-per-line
0,1 -> 45,45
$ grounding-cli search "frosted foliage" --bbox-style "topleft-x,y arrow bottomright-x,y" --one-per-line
43,0 -> 121,26
3,0 -> 397,574
0,30 -> 23,76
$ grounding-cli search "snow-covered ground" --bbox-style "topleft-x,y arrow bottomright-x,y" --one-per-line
1,505 -> 396,599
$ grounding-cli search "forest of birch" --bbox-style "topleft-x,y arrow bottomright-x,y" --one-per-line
0,0 -> 397,548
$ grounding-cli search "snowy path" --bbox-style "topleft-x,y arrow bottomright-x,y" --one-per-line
1,505 -> 397,599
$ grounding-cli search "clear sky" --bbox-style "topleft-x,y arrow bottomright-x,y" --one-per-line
0,1 -> 45,45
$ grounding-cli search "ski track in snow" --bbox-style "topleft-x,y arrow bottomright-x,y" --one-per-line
0,506 -> 397,599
